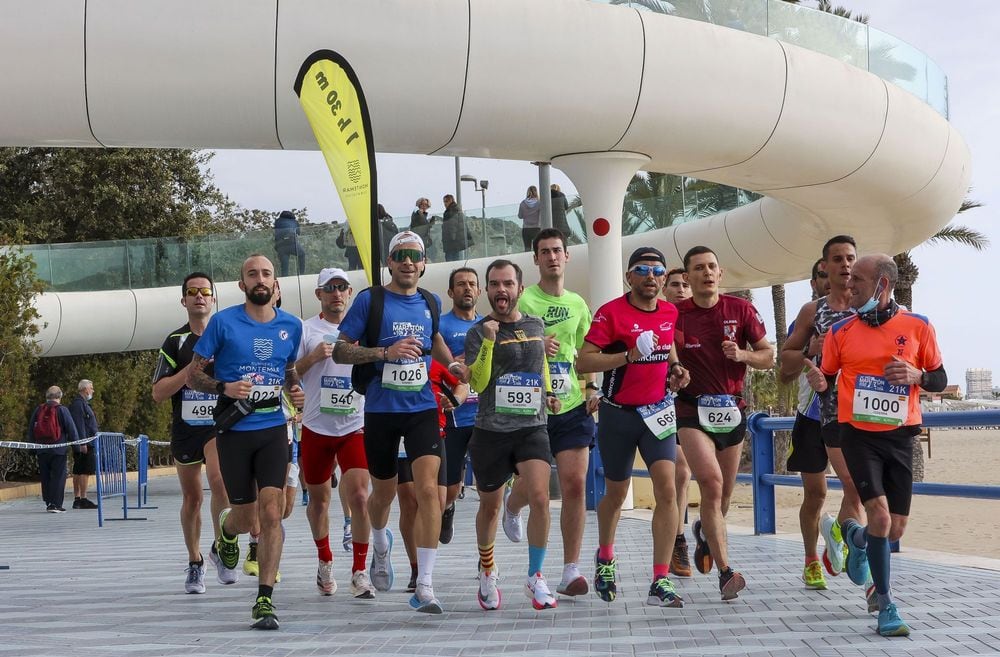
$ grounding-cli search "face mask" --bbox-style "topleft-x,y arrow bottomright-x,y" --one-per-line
856,278 -> 886,315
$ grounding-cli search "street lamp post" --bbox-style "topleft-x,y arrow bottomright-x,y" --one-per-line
460,174 -> 489,256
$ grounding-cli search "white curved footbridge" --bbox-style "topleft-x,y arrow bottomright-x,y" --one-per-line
0,0 -> 969,356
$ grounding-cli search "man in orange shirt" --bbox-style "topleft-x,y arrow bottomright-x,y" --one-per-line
806,254 -> 947,638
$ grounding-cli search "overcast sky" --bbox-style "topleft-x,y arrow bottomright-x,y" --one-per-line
205,0 -> 998,391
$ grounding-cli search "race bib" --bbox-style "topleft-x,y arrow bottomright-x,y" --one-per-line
638,396 -> 677,440
697,394 -> 741,433
853,375 -> 908,426
382,359 -> 428,392
549,362 -> 574,399
181,389 -> 217,426
248,384 -> 282,413
496,372 -> 542,415
320,376 -> 362,415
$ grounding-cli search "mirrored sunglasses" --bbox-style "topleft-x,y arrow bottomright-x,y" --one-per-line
391,248 -> 425,263
629,264 -> 666,277
321,282 -> 350,293
185,287 -> 213,297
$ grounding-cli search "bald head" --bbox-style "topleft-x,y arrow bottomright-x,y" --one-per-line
856,254 -> 897,289
849,253 -> 897,311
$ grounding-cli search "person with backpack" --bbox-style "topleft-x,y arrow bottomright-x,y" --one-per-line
27,386 -> 80,513
333,230 -> 469,614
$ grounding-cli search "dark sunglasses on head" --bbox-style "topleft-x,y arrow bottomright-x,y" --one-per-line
185,287 -> 213,297
390,248 -> 425,263
629,264 -> 666,277
321,282 -> 350,293
815,271 -> 829,279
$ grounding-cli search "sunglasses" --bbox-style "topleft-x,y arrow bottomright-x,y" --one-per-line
815,271 -> 829,279
185,287 -> 213,297
321,282 -> 350,293
629,265 -> 666,277
390,248 -> 425,263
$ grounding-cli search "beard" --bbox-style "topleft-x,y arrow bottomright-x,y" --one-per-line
488,292 -> 519,318
455,295 -> 477,311
246,284 -> 274,306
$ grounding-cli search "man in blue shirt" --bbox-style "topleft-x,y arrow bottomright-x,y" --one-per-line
188,254 -> 305,630
335,231 -> 468,614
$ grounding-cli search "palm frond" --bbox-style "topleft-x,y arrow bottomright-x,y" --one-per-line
926,224 -> 989,250
959,198 -> 984,213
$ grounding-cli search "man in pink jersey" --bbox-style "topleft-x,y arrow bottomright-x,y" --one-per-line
674,246 -> 774,601
577,247 -> 691,607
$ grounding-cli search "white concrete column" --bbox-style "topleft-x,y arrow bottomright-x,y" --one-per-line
552,151 -> 649,510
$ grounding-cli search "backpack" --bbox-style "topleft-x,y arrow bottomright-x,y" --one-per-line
33,404 -> 62,443
351,286 -> 440,395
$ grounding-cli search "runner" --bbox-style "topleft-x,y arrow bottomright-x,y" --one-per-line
674,246 -> 774,600
465,259 -> 561,610
577,247 -> 691,607
151,272 -> 231,594
510,227 -> 599,598
188,254 -> 305,630
438,267 -> 482,545
294,268 -> 375,599
661,266 -> 694,577
334,231 -> 467,614
780,236 -> 864,584
805,253 -> 947,637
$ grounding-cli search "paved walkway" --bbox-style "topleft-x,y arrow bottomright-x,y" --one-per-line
2,475 -> 1000,657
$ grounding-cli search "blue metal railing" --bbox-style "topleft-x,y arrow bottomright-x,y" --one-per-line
747,410 -> 1000,535
94,432 -> 128,527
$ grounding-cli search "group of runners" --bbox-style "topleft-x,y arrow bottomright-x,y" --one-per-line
151,227 -> 945,638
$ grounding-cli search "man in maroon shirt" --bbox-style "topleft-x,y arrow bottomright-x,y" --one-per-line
674,246 -> 774,601
577,247 -> 690,607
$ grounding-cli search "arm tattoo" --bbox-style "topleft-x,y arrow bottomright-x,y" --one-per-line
188,354 -> 220,394
334,339 -> 383,365
284,363 -> 300,392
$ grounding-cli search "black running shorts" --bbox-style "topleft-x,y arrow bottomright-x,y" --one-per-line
820,420 -> 843,449
840,423 -> 916,516
469,425 -> 551,493
787,412 -> 827,474
443,425 -> 473,487
171,431 -> 215,466
597,400 -> 677,482
547,403 -> 596,455
363,409 -> 442,481
216,425 -> 289,505
676,403 -> 747,452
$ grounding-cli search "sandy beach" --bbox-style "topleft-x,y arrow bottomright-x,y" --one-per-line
723,428 -> 1000,559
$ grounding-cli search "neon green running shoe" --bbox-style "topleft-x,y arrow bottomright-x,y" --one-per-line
803,560 -> 827,590
216,508 -> 240,570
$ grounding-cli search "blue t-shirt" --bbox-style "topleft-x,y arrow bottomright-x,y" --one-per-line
440,310 -> 481,428
339,287 -> 442,413
194,304 -> 303,432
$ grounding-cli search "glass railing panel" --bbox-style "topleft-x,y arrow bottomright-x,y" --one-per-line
926,57 -> 948,119
631,0 -> 767,35
21,245 -> 53,288
868,27 -> 928,105
47,240 -> 130,291
767,0 -> 868,69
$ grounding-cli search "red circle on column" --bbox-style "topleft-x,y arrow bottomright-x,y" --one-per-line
593,217 -> 610,237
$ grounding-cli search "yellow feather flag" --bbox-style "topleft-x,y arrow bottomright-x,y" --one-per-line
294,50 -> 380,285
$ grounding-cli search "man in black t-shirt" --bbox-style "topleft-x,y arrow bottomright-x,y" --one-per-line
152,272 -> 232,594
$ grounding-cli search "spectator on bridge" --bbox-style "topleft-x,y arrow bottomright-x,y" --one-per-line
518,185 -> 542,251
337,225 -> 362,270
28,386 -> 79,513
409,197 -> 437,261
69,379 -> 99,510
378,204 -> 399,263
274,210 -> 306,277
441,194 -> 472,262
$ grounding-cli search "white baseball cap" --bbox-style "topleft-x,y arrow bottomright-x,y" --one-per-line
388,230 -> 425,254
316,267 -> 350,289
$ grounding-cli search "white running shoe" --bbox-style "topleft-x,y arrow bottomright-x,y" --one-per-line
478,570 -> 501,610
209,546 -> 239,585
556,563 -> 588,596
820,514 -> 846,576
316,560 -> 337,596
409,582 -> 443,614
350,570 -> 376,599
502,484 -> 523,543
369,529 -> 395,592
184,562 -> 206,594
525,572 -> 557,610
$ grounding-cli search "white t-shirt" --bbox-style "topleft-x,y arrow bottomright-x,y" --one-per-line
297,315 -> 365,437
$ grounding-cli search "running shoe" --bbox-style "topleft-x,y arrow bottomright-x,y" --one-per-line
440,503 -> 456,545
184,562 -> 206,594
671,538 -> 692,577
317,560 -> 337,596
843,522 -> 870,586
350,570 -> 376,599
501,484 -> 523,543
802,560 -> 827,590
719,567 -> 746,601
342,518 -> 352,552
692,518 -> 713,574
877,602 -> 911,637
209,543 -> 239,585
478,570 -> 501,610
865,581 -> 879,614
216,508 -> 240,569
251,595 -> 279,630
556,563 -> 588,596
477,558 -> 501,580
594,551 -> 618,602
409,582 -> 443,614
647,576 -> 684,608
820,514 -> 846,576
525,572 -> 557,610
77,498 -> 98,509
369,529 -> 394,592
243,541 -> 259,577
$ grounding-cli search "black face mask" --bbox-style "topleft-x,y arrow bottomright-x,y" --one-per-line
858,298 -> 900,327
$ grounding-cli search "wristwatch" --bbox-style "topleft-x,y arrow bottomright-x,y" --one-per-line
216,381 -> 226,395
585,382 -> 600,392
